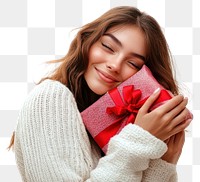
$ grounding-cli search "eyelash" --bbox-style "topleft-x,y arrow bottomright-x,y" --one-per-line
101,42 -> 141,70
101,42 -> 114,52
128,62 -> 140,70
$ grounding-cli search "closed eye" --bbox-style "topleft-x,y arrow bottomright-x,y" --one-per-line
128,61 -> 141,70
101,42 -> 114,52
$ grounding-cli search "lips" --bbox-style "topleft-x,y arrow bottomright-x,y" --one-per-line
95,67 -> 118,83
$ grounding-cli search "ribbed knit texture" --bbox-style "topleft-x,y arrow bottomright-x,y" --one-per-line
14,79 -> 177,182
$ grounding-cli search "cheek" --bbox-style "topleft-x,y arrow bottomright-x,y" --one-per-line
88,46 -> 104,64
121,68 -> 138,82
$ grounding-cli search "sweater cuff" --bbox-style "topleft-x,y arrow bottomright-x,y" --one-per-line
102,124 -> 168,173
143,159 -> 177,182
109,124 -> 167,159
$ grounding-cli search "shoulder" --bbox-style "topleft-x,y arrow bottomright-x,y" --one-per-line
31,79 -> 72,96
22,79 -> 76,111
28,79 -> 74,100
17,79 -> 80,128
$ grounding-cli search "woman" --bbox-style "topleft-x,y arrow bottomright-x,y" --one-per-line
9,6 -> 191,181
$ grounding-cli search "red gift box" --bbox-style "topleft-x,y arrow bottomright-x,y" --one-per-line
81,65 -> 192,153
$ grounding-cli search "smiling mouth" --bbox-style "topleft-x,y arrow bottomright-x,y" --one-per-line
95,68 -> 118,83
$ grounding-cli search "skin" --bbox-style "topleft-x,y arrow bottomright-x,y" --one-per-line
135,89 -> 191,164
85,24 -> 146,95
84,24 -> 191,164
162,131 -> 185,164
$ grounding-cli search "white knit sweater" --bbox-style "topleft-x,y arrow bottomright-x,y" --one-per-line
14,79 -> 177,182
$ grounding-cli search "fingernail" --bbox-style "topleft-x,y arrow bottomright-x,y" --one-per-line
153,88 -> 160,94
186,119 -> 192,124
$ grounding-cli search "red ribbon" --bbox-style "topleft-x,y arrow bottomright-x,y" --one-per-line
94,85 -> 172,150
106,86 -> 147,124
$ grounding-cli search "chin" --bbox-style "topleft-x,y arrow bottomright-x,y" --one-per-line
92,89 -> 107,95
89,85 -> 108,95
85,79 -> 116,95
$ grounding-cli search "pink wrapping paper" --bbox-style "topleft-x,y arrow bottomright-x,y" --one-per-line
81,65 -> 192,153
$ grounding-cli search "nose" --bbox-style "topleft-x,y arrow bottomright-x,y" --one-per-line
106,56 -> 122,73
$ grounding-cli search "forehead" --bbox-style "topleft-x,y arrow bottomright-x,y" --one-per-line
104,24 -> 147,56
104,24 -> 146,45
105,24 -> 139,33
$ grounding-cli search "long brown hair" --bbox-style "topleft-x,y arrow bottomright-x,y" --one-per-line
43,6 -> 178,110
8,6 -> 178,150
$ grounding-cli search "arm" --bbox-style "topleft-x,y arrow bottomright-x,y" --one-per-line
142,159 -> 177,182
14,80 -> 167,182
87,124 -> 168,182
141,131 -> 185,182
134,89 -> 190,182
15,80 -> 91,181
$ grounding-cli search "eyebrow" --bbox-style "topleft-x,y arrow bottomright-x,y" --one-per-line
104,33 -> 146,62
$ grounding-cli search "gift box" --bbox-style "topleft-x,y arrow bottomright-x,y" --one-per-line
81,65 -> 192,153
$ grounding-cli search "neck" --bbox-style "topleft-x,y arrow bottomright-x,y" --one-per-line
78,78 -> 101,112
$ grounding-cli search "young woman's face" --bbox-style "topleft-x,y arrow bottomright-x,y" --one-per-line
84,24 -> 147,95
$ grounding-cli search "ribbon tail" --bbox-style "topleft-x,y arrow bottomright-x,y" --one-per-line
94,116 -> 127,149
126,114 -> 136,124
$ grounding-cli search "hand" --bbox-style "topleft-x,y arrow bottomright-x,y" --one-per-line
134,88 -> 192,141
162,131 -> 185,164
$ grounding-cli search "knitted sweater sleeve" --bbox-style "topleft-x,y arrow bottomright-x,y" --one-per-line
14,80 -> 177,182
15,80 -> 94,181
89,124 -> 177,182
142,159 -> 178,182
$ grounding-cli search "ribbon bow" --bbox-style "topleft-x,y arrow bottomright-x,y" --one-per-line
94,85 -> 171,150
106,85 -> 147,125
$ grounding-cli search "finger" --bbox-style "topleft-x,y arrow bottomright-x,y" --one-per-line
167,98 -> 188,120
172,107 -> 191,126
174,131 -> 185,147
157,95 -> 185,114
165,138 -> 170,144
168,135 -> 176,145
139,88 -> 161,113
180,131 -> 185,145
176,131 -> 185,142
171,119 -> 192,136
161,99 -> 189,128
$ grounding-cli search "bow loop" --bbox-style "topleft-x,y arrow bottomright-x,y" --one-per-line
94,85 -> 172,150
106,106 -> 127,115
126,104 -> 139,113
106,85 -> 144,121
124,86 -> 142,104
